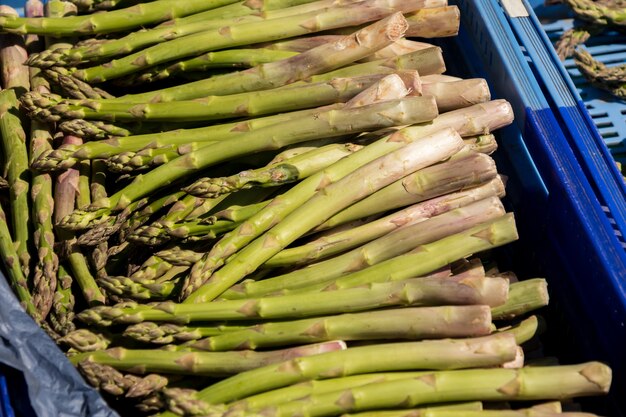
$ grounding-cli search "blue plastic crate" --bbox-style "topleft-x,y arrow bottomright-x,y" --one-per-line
0,0 -> 625,416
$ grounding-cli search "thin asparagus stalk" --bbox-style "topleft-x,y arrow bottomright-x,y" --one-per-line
555,26 -> 594,60
115,49 -> 300,86
190,306 -> 493,351
61,0 -> 438,83
183,127 -> 464,303
23,74 -> 385,123
34,104 -> 345,170
0,0 -> 240,36
248,363 -> 611,417
179,100 -> 512,299
0,8 -> 32,278
123,322 -> 251,344
316,152 -> 499,231
25,2 -> 59,320
404,5 -> 461,37
60,96 -> 438,231
78,360 -> 168,398
265,177 -> 505,268
185,143 -> 363,198
223,197 -> 505,299
491,279 -> 550,320
49,264 -> 76,335
70,341 -> 347,376
69,0 -> 147,13
0,203 -> 38,320
497,315 -> 542,345
158,333 -> 519,410
77,274 -> 509,326
412,410 -> 600,417
270,214 -> 518,295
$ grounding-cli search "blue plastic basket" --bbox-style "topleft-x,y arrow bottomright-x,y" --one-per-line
0,0 -> 625,416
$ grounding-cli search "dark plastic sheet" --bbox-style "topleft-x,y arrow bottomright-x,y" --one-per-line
0,273 -> 118,417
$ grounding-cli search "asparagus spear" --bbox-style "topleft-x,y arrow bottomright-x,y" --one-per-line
60,96 -> 438,231
405,5 -> 461,37
34,104 -> 345,170
115,49 -> 300,86
0,7 -> 32,278
59,328 -> 112,352
29,0 -> 348,68
316,153 -> 499,231
246,363 -> 611,417
185,143 -> 363,198
70,341 -> 347,376
326,403 -> 486,417
78,360 -> 168,398
573,48 -> 626,98
68,0 -> 147,13
23,74 -> 386,123
77,274 -> 509,326
497,315 -> 542,345
60,0 -> 438,83
269,214 -> 518,295
222,197 -> 505,299
179,100 -> 512,299
230,374 -> 482,412
157,333 -> 518,410
562,0 -> 626,27
183,127 -> 464,303
555,26 -> 594,60
0,203 -> 38,320
189,306 -> 493,351
98,265 -> 188,301
409,409 -> 600,417
264,177 -> 505,268
123,322 -> 251,344
0,0 -> 241,36
491,279 -> 550,320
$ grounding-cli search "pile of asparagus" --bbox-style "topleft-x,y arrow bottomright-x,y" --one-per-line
0,0 -> 613,415
553,0 -> 625,98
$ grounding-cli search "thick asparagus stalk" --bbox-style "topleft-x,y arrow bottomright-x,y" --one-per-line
115,49 -> 301,86
23,74 -> 385,123
270,214 -> 518,295
422,78 -> 490,112
335,403 -> 486,417
123,322 -> 251,344
185,143 -> 363,198
179,100 -> 512,299
412,410 -> 600,417
61,0 -> 437,83
190,306 -> 493,351
184,127 -> 464,303
77,274 -> 509,326
265,177 -> 505,268
405,5 -> 461,37
230,375 -> 482,413
0,0 -> 240,36
250,363 -> 611,417
60,95 -> 438,231
491,279 -> 550,320
70,342 -> 347,376
0,8 -> 32,277
316,152 -> 499,231
223,197 -> 505,299
562,0 -> 626,27
34,104 -> 345,170
157,333 -> 519,409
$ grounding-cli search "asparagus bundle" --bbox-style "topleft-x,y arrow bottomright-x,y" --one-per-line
0,2 -> 614,416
